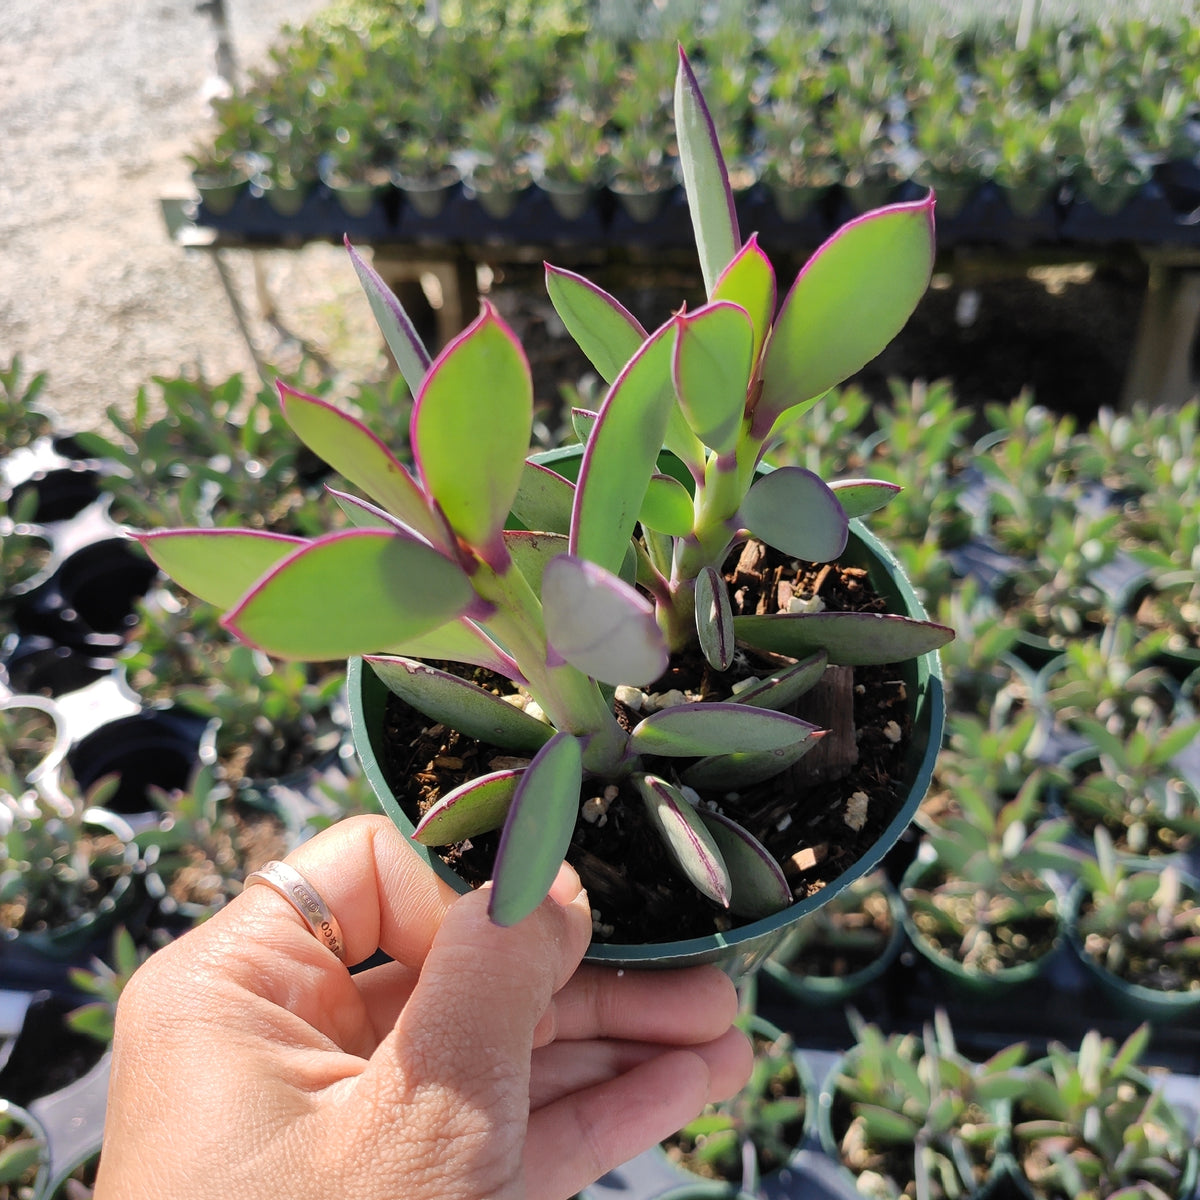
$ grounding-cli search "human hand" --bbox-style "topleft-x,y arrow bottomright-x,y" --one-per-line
95,815 -> 752,1199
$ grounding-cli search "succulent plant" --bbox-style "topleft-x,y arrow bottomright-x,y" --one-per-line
1013,1024 -> 1195,1200
0,1101 -> 47,1199
0,777 -> 133,941
139,48 -> 952,928
904,772 -> 1078,976
826,1009 -> 1028,1200
665,1014 -> 810,1190
66,926 -> 154,1046
1073,827 -> 1200,994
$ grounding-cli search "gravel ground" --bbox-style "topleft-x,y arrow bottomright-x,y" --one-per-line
0,0 -> 379,433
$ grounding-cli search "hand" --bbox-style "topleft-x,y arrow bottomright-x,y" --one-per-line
96,815 -> 752,1199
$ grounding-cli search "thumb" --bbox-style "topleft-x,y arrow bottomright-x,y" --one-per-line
351,865 -> 591,1191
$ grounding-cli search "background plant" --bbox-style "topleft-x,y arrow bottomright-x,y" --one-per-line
1013,1023 -> 1195,1200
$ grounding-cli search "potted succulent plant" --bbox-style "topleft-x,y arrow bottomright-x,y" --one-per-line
900,773 -> 1078,994
659,1012 -> 814,1196
818,1009 -> 1028,1200
0,773 -> 137,963
761,869 -> 905,1006
138,48 -> 951,973
1067,828 -> 1200,1023
1012,1024 -> 1199,1200
0,1098 -> 48,1200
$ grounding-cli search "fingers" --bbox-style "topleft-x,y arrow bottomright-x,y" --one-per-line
170,815 -> 461,1051
379,863 -> 592,1081
533,963 -> 739,1049
528,1024 -> 753,1110
347,866 -> 592,1192
525,1042 -> 752,1200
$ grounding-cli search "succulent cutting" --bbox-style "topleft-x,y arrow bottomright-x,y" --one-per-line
139,48 -> 952,928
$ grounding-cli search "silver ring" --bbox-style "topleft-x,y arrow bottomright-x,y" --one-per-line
245,860 -> 348,963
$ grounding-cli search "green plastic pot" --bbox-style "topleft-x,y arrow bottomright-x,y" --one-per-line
1065,873 -> 1200,1025
349,457 -> 945,973
761,871 -> 905,1006
900,855 -> 1064,998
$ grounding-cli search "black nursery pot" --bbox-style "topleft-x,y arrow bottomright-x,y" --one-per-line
350,500 -> 946,975
66,706 -> 215,814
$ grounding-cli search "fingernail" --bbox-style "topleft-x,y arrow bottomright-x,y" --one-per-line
548,861 -> 584,906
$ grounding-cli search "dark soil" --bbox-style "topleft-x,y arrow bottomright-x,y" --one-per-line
376,541 -> 919,947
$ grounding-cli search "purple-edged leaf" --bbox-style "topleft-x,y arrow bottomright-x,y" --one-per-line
510,461 -> 575,535
730,650 -> 828,710
711,235 -> 775,367
490,732 -> 583,926
571,408 -> 598,443
327,487 -> 437,542
757,193 -> 936,432
635,774 -> 730,907
136,528 -> 303,610
680,733 -> 822,789
733,611 -> 955,665
542,555 -> 668,687
366,655 -> 553,752
545,264 -> 646,384
697,809 -> 792,918
830,478 -> 902,518
224,530 -> 473,660
740,467 -> 848,563
675,47 -> 739,297
640,472 -> 695,537
630,702 -> 819,757
505,530 -> 568,594
412,769 -> 523,845
695,565 -> 734,671
375,621 -> 520,679
673,301 -> 754,455
345,237 -> 431,395
570,318 -> 677,575
279,384 -> 441,543
412,301 -> 532,560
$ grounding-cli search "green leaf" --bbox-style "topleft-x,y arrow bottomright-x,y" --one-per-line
830,478 -> 902,518
673,301 -> 754,455
542,555 -> 668,687
504,530 -> 568,595
855,1102 -> 921,1144
679,733 -> 822,789
635,774 -> 730,907
345,237 -> 431,396
570,318 -> 678,575
365,655 -> 553,752
489,732 -> 583,926
631,702 -> 820,757
544,264 -> 646,384
571,408 -> 598,443
756,194 -> 936,433
136,528 -> 303,609
740,467 -> 849,562
412,769 -> 523,844
695,565 -> 734,671
278,384 -> 441,542
729,650 -> 828,710
734,612 -> 954,665
675,47 -> 739,297
0,1139 -> 43,1184
698,809 -> 792,918
509,461 -> 576,534
639,472 -> 695,537
412,301 -> 532,560
711,234 -> 775,367
372,621 -> 516,676
225,530 -> 473,660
